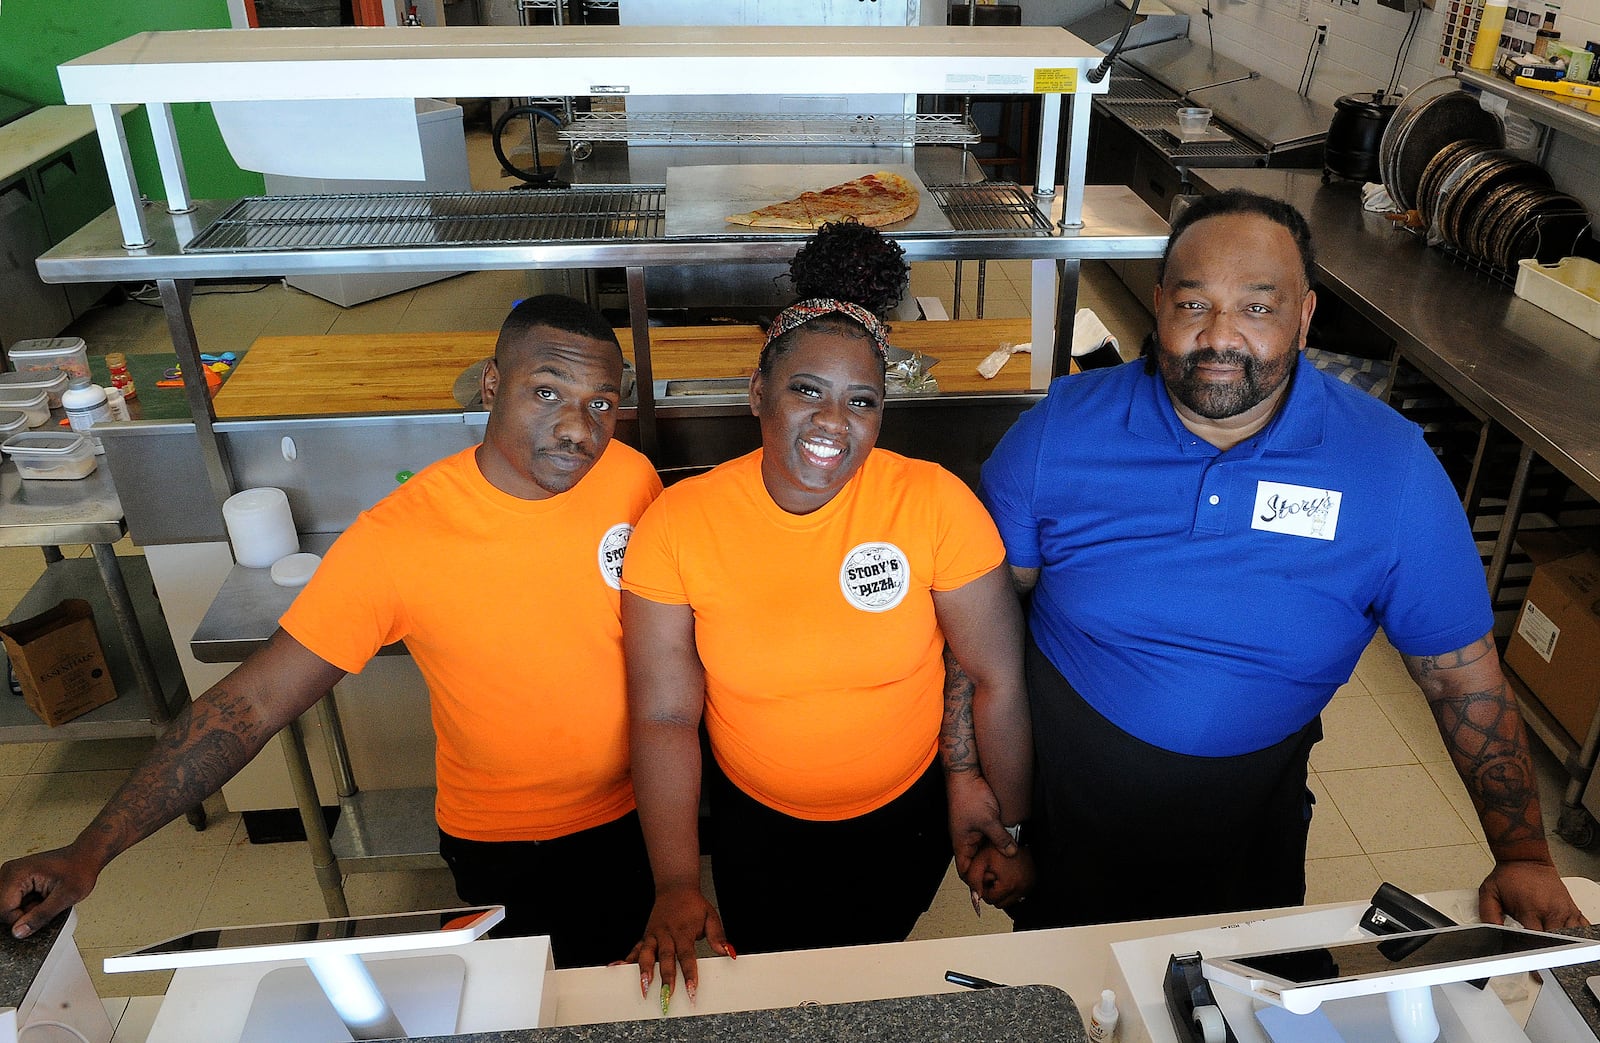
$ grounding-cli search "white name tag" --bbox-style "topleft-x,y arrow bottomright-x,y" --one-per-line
1251,481 -> 1342,541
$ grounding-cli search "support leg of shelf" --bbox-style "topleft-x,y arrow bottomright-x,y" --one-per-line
89,543 -> 175,724
283,712 -> 350,918
1484,442 -> 1533,607
158,279 -> 236,514
318,688 -> 359,799
626,266 -> 659,459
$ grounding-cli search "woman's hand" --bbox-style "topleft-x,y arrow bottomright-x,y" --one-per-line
970,843 -> 1036,910
625,883 -> 732,1006
946,770 -> 1013,886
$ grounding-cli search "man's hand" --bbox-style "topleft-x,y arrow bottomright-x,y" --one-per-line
625,883 -> 731,1006
0,845 -> 100,939
969,843 -> 1036,910
1479,859 -> 1587,930
947,771 -> 1014,887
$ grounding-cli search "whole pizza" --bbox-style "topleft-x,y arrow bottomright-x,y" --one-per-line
727,170 -> 920,230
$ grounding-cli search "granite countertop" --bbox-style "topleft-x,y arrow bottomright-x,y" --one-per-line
1551,925 -> 1600,1041
0,910 -> 67,1010
403,984 -> 1087,1043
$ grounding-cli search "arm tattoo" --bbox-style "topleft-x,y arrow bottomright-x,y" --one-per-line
1407,642 -> 1543,854
940,646 -> 980,775
81,688 -> 268,853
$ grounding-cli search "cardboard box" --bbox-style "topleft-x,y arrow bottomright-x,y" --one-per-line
1506,550 -> 1600,743
0,600 -> 117,727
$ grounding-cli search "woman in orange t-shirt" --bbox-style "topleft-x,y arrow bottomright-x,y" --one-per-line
621,225 -> 1032,1001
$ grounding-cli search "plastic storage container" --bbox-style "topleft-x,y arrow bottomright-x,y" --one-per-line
0,410 -> 29,442
6,337 -> 90,383
0,369 -> 73,409
1515,257 -> 1600,338
1,431 -> 98,480
0,387 -> 52,428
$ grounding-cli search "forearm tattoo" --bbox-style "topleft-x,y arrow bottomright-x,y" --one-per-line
1406,638 -> 1543,854
83,688 -> 266,853
940,646 -> 980,775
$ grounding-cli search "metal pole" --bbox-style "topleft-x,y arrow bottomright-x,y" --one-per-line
283,714 -> 350,917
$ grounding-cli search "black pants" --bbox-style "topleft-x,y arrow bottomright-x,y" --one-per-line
1012,636 -> 1321,930
438,811 -> 653,969
707,758 -> 952,955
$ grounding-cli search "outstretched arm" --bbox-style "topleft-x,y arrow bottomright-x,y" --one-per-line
0,629 -> 345,938
1403,633 -> 1584,929
623,592 -> 728,1005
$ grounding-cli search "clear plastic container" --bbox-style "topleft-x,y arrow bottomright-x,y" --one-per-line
0,387 -> 52,428
0,410 -> 29,442
6,337 -> 90,383
0,368 -> 73,409
2,431 -> 98,480
1176,106 -> 1214,136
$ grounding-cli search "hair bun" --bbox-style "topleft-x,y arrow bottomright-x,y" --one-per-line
787,221 -> 910,317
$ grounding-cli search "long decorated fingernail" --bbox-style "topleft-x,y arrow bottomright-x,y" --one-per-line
661,982 -> 672,1016
640,972 -> 650,998
725,944 -> 738,960
686,981 -> 697,1004
971,889 -> 982,915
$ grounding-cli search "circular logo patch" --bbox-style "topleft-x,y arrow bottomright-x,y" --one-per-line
597,523 -> 634,591
839,542 -> 911,613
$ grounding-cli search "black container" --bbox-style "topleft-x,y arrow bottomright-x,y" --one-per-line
1324,92 -> 1398,184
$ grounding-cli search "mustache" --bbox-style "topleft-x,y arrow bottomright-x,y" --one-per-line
544,440 -> 594,459
1183,348 -> 1255,370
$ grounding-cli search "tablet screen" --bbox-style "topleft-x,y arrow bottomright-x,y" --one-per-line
1229,925 -> 1575,986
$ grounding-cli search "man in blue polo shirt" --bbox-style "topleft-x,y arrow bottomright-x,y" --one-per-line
975,189 -> 1582,931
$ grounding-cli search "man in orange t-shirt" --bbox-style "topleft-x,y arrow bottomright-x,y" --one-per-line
0,296 -> 662,968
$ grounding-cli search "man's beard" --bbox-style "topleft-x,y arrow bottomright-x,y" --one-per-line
1158,345 -> 1295,420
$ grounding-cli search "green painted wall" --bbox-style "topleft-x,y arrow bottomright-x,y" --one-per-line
0,0 -> 265,199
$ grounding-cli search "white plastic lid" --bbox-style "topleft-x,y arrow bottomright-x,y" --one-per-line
2,431 -> 92,456
7,337 -> 86,357
0,370 -> 70,391
0,387 -> 49,407
270,552 -> 322,588
0,410 -> 28,435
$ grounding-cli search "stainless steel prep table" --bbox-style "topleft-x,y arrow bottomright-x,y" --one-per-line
1194,167 -> 1600,840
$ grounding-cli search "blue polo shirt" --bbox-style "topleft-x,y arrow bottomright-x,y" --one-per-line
979,356 -> 1492,757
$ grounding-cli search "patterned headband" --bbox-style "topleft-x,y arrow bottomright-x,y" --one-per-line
763,298 -> 889,365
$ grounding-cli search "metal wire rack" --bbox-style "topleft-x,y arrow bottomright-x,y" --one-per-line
184,189 -> 666,252
181,183 -> 1055,254
1098,77 -> 1179,105
560,112 -> 981,147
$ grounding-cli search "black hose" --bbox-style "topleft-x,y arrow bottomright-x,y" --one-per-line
1087,0 -> 1143,84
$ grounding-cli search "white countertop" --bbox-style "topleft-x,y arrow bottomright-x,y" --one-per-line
102,878 -> 1600,1041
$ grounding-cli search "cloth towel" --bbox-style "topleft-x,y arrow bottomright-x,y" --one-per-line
977,308 -> 1121,379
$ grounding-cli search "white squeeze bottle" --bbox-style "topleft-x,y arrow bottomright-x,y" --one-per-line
62,375 -> 113,454
1088,988 -> 1120,1041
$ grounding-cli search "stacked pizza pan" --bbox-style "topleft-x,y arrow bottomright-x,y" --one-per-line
1381,80 -> 1587,271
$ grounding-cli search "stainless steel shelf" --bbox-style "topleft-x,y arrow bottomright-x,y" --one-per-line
0,464 -> 125,548
182,183 -> 1052,256
0,556 -> 188,743
1458,68 -> 1600,151
561,112 -> 980,146
331,786 -> 445,873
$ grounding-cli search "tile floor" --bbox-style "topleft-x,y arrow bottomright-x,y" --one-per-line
6,130 -> 1597,1001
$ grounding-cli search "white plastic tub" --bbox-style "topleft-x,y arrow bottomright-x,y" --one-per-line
7,336 -> 90,381
0,410 -> 29,442
2,431 -> 98,480
0,387 -> 52,427
1515,256 -> 1600,338
0,369 -> 73,409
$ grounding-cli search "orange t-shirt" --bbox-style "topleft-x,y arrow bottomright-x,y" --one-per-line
280,441 -> 662,842
623,449 -> 1004,821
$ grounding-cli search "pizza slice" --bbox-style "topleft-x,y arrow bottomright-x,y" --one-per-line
727,171 -> 920,230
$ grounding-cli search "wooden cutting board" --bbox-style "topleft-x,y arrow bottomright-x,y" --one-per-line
212,318 -> 1041,418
